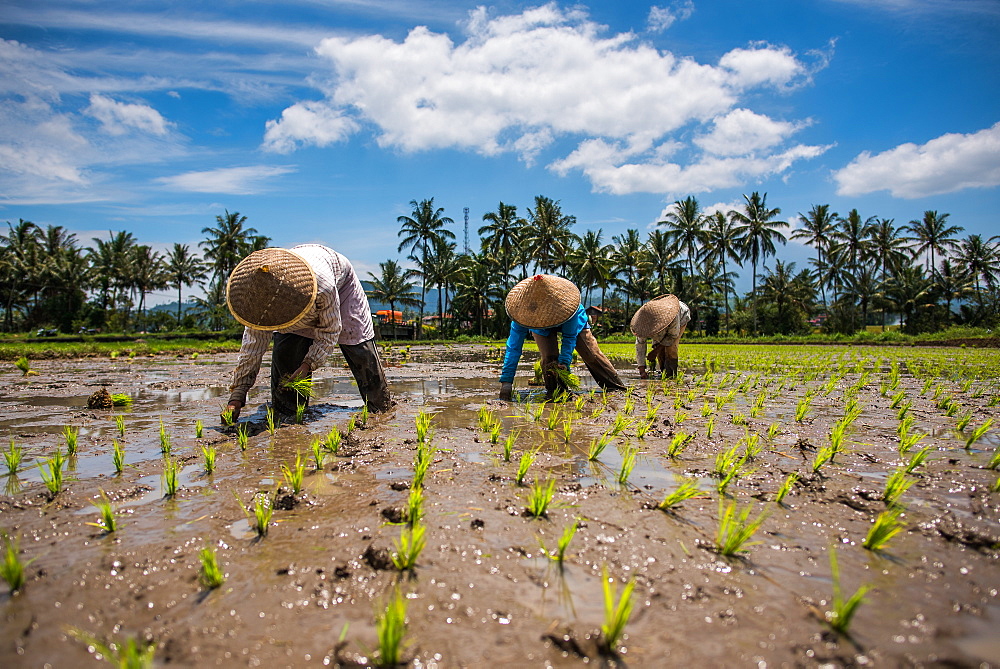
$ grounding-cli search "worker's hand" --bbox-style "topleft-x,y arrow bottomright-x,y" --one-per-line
290,362 -> 311,381
225,400 -> 244,423
499,382 -> 513,401
638,365 -> 648,380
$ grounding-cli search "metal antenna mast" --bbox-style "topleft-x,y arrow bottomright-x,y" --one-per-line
463,207 -> 470,254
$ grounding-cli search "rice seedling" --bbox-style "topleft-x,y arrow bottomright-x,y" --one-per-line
574,394 -> 587,413
116,414 -> 127,438
110,393 -> 133,407
235,423 -> 249,451
956,410 -> 973,432
39,451 -> 66,496
942,397 -> 960,417
3,439 -> 24,475
415,411 -> 434,445
112,439 -> 125,475
731,411 -> 747,426
198,546 -> 225,590
62,425 -> 79,456
544,405 -> 563,430
556,367 -> 581,390
965,418 -> 994,449
666,431 -> 692,458
898,430 -> 924,456
375,586 -> 408,666
716,448 -> 747,495
282,376 -> 315,400
405,486 -> 424,526
903,445 -> 933,474
86,490 -> 117,533
515,449 -> 538,486
985,446 -> 1000,471
390,523 -> 426,571
158,419 -> 171,454
251,494 -> 273,537
501,430 -> 518,463
346,414 -> 357,433
883,469 -> 915,507
775,472 -> 798,504
193,417 -> 204,439
645,402 -> 661,422
281,452 -> 306,495
525,478 -> 557,517
742,432 -> 763,460
529,402 -> 547,423
623,391 -> 635,415
714,499 -> 768,556
920,378 -> 934,395
1,534 -> 31,592
412,443 -> 435,490
811,443 -> 836,474
617,445 -> 638,485
889,391 -> 907,409
68,630 -> 156,668
896,400 -> 913,420
705,414 -> 716,439
766,421 -> 781,439
294,402 -> 306,424
634,417 -> 655,440
489,420 -> 504,445
828,419 -> 850,459
264,408 -> 276,435
794,395 -> 813,422
657,476 -> 704,510
862,507 -> 905,552
673,410 -> 689,424
825,546 -> 871,636
219,406 -> 235,427
543,520 -> 578,566
324,427 -> 342,454
15,356 -> 38,376
992,475 -> 1000,492
989,395 -> 1000,408
700,402 -> 714,417
309,438 -> 326,470
357,403 -> 369,428
161,458 -> 180,497
599,565 -> 635,653
202,444 -> 217,474
608,412 -> 633,438
587,432 -> 613,461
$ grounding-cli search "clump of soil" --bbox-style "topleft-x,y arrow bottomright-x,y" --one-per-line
85,387 -> 113,409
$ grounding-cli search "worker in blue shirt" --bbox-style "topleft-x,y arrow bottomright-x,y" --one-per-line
499,275 -> 626,400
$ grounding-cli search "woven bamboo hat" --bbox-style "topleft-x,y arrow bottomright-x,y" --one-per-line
505,275 -> 581,328
630,294 -> 680,339
226,248 -> 317,330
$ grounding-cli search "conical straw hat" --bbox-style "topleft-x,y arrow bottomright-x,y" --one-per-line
505,275 -> 581,328
226,248 -> 317,330
630,294 -> 680,338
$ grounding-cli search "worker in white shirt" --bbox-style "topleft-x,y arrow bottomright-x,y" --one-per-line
224,245 -> 391,420
631,294 -> 690,379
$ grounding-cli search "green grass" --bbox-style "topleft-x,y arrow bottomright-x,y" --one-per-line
198,546 -> 225,590
161,458 -> 180,497
501,430 -> 518,463
1,534 -> 31,593
657,477 -> 704,511
62,425 -> 79,455
202,445 -> 217,474
775,472 -> 799,504
587,432 -> 613,461
666,431 -> 692,458
86,491 -> 118,533
265,408 -> 276,435
883,469 -> 915,507
390,523 -> 426,571
515,449 -> 537,486
965,418 -> 994,449
280,452 -> 306,495
324,427 -> 342,454
3,439 -> 24,476
158,419 -> 171,454
599,565 -> 635,654
39,450 -> 66,497
542,520 -> 578,566
112,439 -> 125,475
310,438 -> 326,470
236,423 -> 249,451
525,478 -> 556,518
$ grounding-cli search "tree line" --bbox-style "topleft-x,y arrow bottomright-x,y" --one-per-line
2,194 -> 998,337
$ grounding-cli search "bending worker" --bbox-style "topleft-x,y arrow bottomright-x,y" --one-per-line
225,244 -> 391,420
499,274 -> 626,400
631,294 -> 690,379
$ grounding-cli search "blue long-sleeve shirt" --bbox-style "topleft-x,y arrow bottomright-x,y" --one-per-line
499,304 -> 590,383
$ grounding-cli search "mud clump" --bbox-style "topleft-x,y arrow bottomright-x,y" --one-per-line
86,387 -> 113,409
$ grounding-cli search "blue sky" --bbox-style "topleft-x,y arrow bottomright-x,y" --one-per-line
2,0 -> 999,304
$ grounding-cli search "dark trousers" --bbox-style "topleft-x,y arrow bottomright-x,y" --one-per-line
271,333 -> 392,415
532,329 -> 626,395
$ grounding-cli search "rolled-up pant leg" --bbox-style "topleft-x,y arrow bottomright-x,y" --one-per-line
664,325 -> 687,377
574,329 -> 627,392
272,332 -> 313,415
340,338 -> 393,412
531,333 -> 562,396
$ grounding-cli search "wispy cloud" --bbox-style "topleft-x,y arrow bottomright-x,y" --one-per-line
834,122 -> 1000,198
647,2 -> 695,32
156,165 -> 297,194
263,3 -> 828,196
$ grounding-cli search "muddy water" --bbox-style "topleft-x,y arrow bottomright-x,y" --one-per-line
1,345 -> 999,667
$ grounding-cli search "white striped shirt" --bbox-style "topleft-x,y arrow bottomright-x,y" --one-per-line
229,245 -> 375,404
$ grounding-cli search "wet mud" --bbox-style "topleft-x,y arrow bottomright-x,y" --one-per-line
1,344 -> 999,667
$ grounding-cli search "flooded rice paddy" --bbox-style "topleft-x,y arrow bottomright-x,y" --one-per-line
1,342 -> 999,667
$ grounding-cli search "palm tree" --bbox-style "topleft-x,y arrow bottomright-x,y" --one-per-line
935,258 -> 973,324
702,211 -> 743,332
730,192 -> 788,334
830,209 -> 875,331
1,219 -> 40,331
659,196 -> 706,282
791,204 -> 837,313
409,237 -> 462,333
570,229 -> 613,306
905,210 -> 963,281
479,202 -> 523,289
759,260 -> 815,334
955,234 -> 1000,318
397,198 -> 455,335
131,245 -> 167,330
522,195 -> 577,273
452,253 -> 502,336
866,218 -> 912,330
89,230 -> 137,317
884,265 -> 935,333
642,229 -> 680,296
200,210 -> 261,286
367,259 -> 421,319
164,244 -> 208,326
611,229 -> 644,327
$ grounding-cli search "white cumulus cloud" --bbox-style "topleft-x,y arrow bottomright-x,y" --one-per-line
156,165 -> 296,194
85,94 -> 171,136
834,122 -> 1000,198
262,3 -> 827,196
